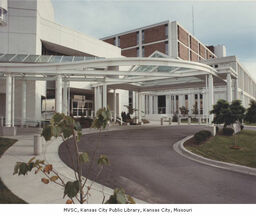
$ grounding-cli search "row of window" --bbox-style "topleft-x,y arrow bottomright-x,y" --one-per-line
116,24 -> 168,48
135,41 -> 169,57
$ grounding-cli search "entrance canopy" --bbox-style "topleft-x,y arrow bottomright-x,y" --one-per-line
0,51 -> 228,91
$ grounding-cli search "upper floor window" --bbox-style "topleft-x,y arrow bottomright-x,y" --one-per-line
165,24 -> 168,37
118,36 -> 120,47
136,32 -> 139,45
142,46 -> 145,57
165,42 -> 168,55
136,48 -> 139,57
142,30 -> 145,43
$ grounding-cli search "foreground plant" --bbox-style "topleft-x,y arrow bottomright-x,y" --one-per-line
13,108 -> 135,204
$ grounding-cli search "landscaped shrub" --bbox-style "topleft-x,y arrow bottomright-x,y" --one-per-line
142,119 -> 150,124
79,116 -> 93,128
222,127 -> 234,136
240,125 -> 244,131
172,114 -> 178,122
194,130 -> 212,144
216,126 -> 219,134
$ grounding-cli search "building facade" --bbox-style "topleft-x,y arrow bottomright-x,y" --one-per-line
0,0 -> 255,136
102,21 -> 256,120
0,0 -> 128,128
101,21 -> 222,61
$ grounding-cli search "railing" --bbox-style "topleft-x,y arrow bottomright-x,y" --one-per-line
72,108 -> 93,118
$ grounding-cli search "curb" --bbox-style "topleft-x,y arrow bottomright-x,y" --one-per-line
173,135 -> 256,177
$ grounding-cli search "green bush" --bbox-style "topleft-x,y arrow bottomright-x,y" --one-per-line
172,114 -> 178,122
240,125 -> 244,131
194,130 -> 212,144
142,119 -> 150,124
79,116 -> 93,128
222,127 -> 234,136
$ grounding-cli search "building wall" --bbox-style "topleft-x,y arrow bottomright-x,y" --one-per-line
121,48 -> 137,57
0,0 -> 123,124
144,42 -> 166,57
101,21 -> 216,62
143,24 -> 167,44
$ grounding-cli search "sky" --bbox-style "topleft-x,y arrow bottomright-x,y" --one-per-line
51,0 -> 256,77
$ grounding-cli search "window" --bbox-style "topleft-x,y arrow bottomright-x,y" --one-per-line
165,24 -> 168,37
136,48 -> 139,57
185,95 -> 188,100
165,42 -> 168,55
142,30 -> 145,43
142,46 -> 145,57
118,36 -> 120,47
136,32 -> 139,45
195,94 -> 198,99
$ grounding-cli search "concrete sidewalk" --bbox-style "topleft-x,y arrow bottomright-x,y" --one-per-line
0,125 -> 153,204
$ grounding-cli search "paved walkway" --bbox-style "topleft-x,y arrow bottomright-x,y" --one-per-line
0,123 -> 167,204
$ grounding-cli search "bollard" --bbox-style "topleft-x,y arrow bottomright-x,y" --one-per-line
169,117 -> 172,125
160,118 -> 164,126
34,135 -> 42,155
0,116 -> 3,127
178,117 -> 181,125
211,125 -> 216,136
188,117 -> 191,125
198,117 -> 201,125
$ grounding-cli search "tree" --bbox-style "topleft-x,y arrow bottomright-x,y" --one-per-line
245,100 -> 256,123
230,100 -> 245,124
210,99 -> 245,127
13,108 -> 135,204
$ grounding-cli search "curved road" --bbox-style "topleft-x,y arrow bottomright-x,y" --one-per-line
59,125 -> 256,204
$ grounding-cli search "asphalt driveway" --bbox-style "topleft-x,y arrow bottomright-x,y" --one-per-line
59,125 -> 256,204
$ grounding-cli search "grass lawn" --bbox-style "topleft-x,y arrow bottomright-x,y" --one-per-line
184,130 -> 256,168
0,137 -> 26,204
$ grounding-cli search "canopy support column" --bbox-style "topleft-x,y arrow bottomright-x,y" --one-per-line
227,73 -> 232,103
5,75 -> 12,127
63,81 -> 68,115
21,80 -> 27,126
103,84 -> 107,108
56,75 -> 62,113
113,89 -> 117,122
208,74 -> 214,124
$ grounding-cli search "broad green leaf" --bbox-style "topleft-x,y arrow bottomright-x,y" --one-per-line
13,162 -> 22,175
41,125 -> 52,141
97,155 -> 109,166
79,152 -> 89,163
74,121 -> 81,131
51,126 -> 62,138
64,181 -> 80,199
116,189 -> 127,204
52,113 -> 64,125
62,127 -> 73,139
19,163 -> 29,175
27,162 -> 34,171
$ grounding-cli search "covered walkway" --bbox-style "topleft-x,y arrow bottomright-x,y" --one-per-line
0,51 -> 237,135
